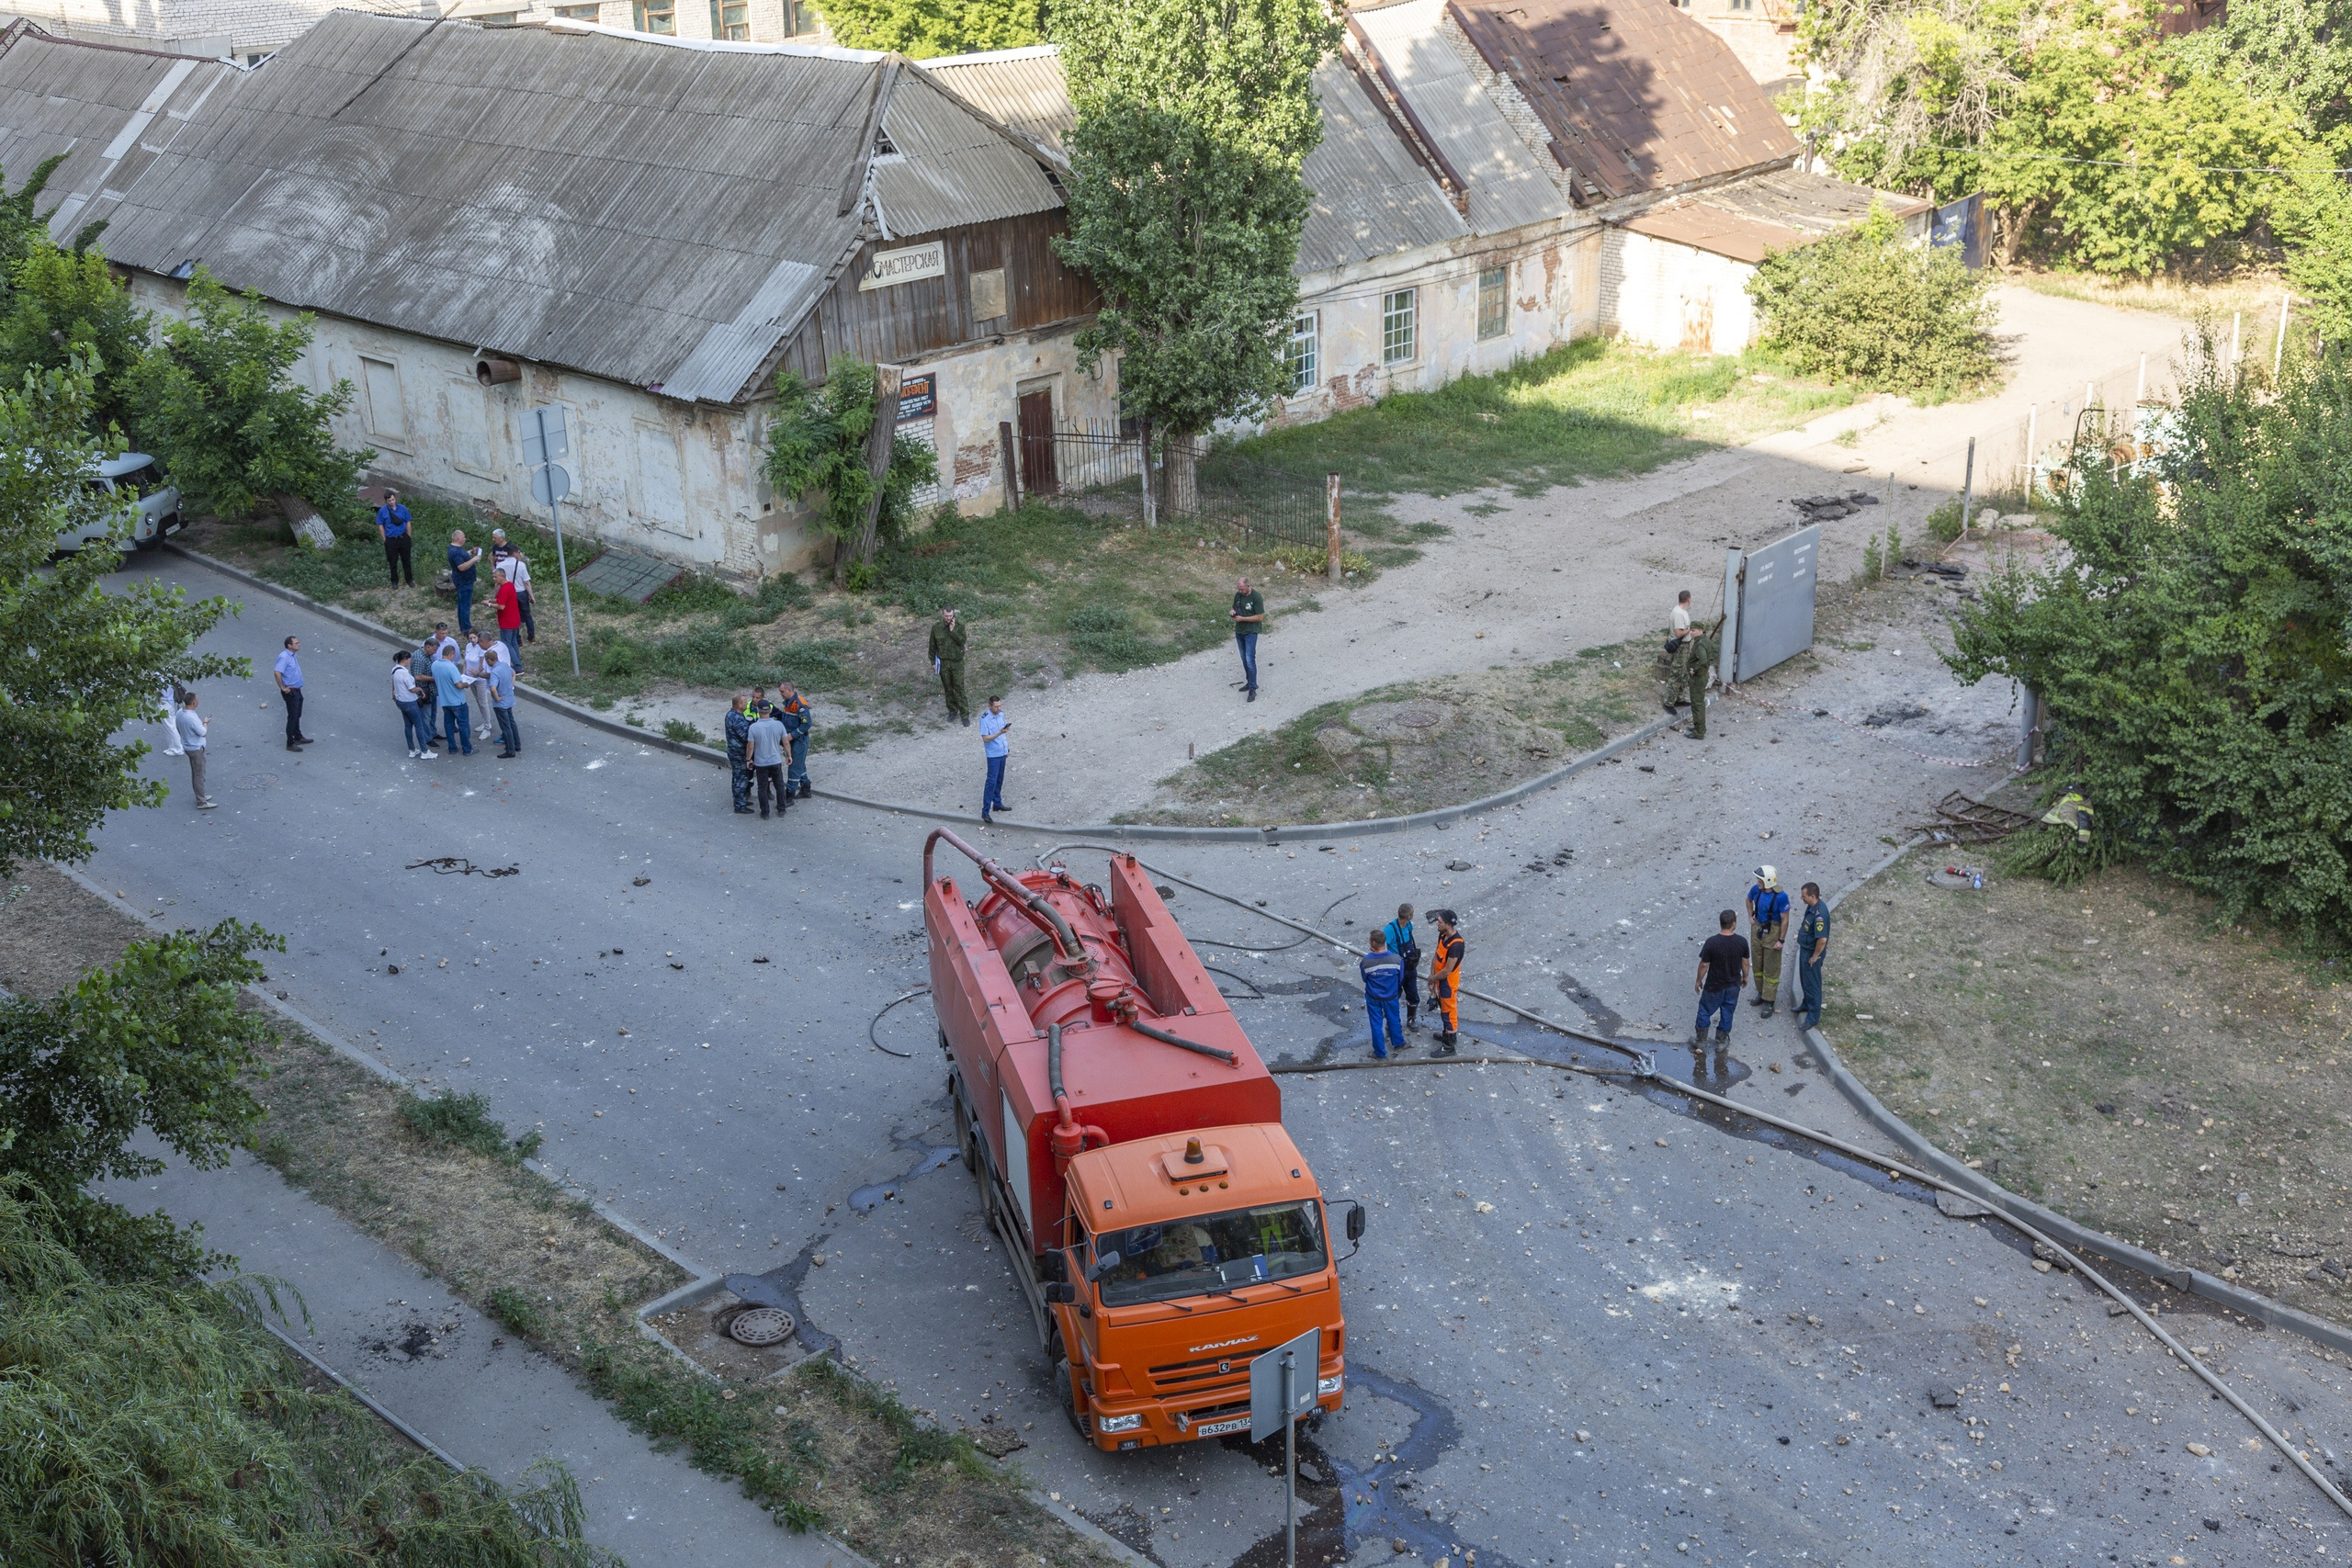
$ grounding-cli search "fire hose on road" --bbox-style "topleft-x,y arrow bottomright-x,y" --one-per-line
1030,840 -> 2352,1525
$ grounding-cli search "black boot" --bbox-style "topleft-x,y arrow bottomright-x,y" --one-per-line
1434,1032 -> 1458,1056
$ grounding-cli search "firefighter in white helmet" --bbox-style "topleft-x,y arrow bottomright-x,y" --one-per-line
1747,865 -> 1792,1018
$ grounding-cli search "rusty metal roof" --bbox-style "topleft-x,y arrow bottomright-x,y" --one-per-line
1617,168 -> 1933,264
0,23 -> 234,243
1445,0 -> 1798,200
66,14 -> 1058,405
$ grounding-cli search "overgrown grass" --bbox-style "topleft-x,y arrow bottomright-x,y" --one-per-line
399,1089 -> 543,1166
1233,338 -> 1851,498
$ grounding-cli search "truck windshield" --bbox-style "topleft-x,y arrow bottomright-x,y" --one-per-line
1093,1201 -> 1326,1307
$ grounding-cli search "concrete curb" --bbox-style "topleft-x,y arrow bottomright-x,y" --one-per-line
161,540 -> 1678,843
1809,840 -> 2352,1359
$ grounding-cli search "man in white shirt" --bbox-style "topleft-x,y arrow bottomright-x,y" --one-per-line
1664,588 -> 1697,712
391,649 -> 431,759
175,692 -> 216,808
462,633 -> 495,741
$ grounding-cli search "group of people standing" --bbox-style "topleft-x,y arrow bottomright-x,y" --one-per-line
392,624 -> 522,759
1690,866 -> 1831,1060
375,493 -> 538,656
724,686 -> 813,818
1357,904 -> 1465,1057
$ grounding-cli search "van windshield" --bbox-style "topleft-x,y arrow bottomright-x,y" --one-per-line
1092,1201 -> 1326,1307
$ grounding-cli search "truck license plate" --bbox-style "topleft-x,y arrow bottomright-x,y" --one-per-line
1194,1416 -> 1248,1438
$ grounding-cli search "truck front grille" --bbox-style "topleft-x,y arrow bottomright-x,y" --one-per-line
1147,1352 -> 1252,1398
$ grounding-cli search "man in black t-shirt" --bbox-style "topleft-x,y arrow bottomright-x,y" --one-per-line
1693,908 -> 1751,1058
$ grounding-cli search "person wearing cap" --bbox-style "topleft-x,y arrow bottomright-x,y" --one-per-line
929,606 -> 970,725
1427,909 -> 1464,1056
1747,866 -> 1792,1018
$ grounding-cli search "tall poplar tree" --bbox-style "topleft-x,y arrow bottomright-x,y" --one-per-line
1049,0 -> 1337,510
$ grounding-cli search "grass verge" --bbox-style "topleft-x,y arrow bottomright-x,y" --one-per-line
1233,338 -> 1851,500
1127,637 -> 1655,825
1830,832 -> 2352,1324
2006,264 -> 2284,327
0,863 -> 1114,1568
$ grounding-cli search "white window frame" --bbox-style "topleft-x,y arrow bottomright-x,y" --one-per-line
1284,310 -> 1318,394
1381,288 -> 1417,366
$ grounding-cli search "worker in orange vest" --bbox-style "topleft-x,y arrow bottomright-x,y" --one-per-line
1428,909 -> 1464,1056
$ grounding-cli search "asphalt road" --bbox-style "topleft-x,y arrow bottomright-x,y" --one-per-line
96,552 -> 2352,1567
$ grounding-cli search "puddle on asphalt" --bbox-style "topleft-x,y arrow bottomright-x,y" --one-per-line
849,1134 -> 960,1212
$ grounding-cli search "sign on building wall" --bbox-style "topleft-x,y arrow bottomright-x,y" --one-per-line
896,373 -> 937,422
860,240 -> 946,290
895,372 -> 944,509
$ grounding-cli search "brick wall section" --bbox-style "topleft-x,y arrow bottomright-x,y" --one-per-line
1435,6 -> 1582,206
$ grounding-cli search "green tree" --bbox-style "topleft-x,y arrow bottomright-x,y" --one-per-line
1748,203 -> 1999,391
0,358 -> 245,876
0,242 -> 152,440
1049,0 -> 1338,511
0,919 -> 283,1278
1946,340 -> 2352,944
762,355 -> 934,584
0,152 -> 68,294
2168,0 -> 2352,137
0,1182 -> 620,1565
814,0 -> 1042,55
126,268 -> 369,523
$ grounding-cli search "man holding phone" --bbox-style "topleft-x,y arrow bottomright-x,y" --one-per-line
978,695 -> 1010,825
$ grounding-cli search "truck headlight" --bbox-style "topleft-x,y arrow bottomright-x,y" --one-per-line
1317,1375 -> 1343,1397
1097,1413 -> 1144,1433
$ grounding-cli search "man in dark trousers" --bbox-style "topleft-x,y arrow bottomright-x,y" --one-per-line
273,636 -> 310,750
376,490 -> 413,587
776,680 -> 813,798
447,529 -> 483,633
1427,909 -> 1464,1055
1795,881 -> 1831,1031
1686,617 -> 1721,740
723,694 -> 753,814
1229,575 -> 1265,701
1693,908 -> 1751,1065
1381,903 -> 1421,1032
1359,929 -> 1404,1060
747,705 -> 789,819
929,606 -> 970,725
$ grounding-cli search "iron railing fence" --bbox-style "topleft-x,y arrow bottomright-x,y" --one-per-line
1017,422 -> 1330,552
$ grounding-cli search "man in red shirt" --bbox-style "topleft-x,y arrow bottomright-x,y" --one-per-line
494,576 -> 524,674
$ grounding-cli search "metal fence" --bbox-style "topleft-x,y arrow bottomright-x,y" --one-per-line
1020,422 -> 1331,551
1935,354 -> 2181,515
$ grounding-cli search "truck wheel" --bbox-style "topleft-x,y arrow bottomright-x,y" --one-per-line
1047,1337 -> 1089,1438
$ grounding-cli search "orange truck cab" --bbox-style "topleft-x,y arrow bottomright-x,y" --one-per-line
922,830 -> 1364,1451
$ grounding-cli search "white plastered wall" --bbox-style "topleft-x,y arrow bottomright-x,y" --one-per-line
1597,227 -> 1760,356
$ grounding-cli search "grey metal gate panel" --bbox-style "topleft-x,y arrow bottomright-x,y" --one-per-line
1732,524 -> 1819,682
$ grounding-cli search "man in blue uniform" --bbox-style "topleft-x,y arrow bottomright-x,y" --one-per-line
776,681 -> 813,799
1795,882 -> 1831,1032
1360,930 -> 1404,1060
724,694 -> 753,814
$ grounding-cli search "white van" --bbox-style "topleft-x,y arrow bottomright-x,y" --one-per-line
52,453 -> 185,555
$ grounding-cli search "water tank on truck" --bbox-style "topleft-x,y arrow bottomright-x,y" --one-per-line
922,829 -> 1365,1451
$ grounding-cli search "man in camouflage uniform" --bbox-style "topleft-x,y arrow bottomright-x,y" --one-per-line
1687,619 -> 1720,739
724,694 -> 753,814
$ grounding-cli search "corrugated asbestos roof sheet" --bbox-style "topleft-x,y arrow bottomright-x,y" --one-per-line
1347,0 -> 1570,234
915,46 -> 1074,160
0,24 -> 233,241
57,14 -> 1059,403
1618,169 -> 1930,264
1445,0 -> 1797,199
920,44 -> 1475,273
1299,55 -> 1466,272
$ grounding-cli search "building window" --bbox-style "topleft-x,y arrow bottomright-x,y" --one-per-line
553,4 -> 600,17
1381,288 -> 1417,365
1476,265 -> 1509,341
710,0 -> 749,37
782,0 -> 805,33
1284,311 -> 1318,394
473,10 -> 520,22
1727,0 -> 1754,10
632,0 -> 674,33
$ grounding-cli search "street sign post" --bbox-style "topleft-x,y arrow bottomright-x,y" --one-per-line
524,405 -> 581,677
1250,1327 -> 1320,1568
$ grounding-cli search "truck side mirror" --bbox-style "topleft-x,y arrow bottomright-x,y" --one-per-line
1345,1202 -> 1367,1244
1044,1282 -> 1075,1304
1084,1249 -> 1123,1282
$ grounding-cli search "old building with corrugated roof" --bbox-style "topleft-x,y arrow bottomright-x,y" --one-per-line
2,11 -> 1108,574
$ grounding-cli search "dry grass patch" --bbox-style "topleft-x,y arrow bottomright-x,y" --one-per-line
1831,838 -> 2352,1322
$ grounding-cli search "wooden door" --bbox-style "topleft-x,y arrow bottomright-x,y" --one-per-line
1017,389 -> 1057,496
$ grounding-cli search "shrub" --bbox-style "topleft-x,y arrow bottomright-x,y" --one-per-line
1925,495 -> 1965,543
662,718 -> 707,745
1945,337 -> 2352,945
1748,205 -> 1998,395
399,1090 -> 542,1166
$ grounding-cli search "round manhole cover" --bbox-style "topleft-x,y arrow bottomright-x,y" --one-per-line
234,773 -> 278,791
728,1307 -> 796,1346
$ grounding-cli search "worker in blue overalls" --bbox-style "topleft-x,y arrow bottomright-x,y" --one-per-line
723,694 -> 753,814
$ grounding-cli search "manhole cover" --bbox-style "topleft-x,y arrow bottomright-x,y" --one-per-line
728,1307 -> 796,1346
234,773 -> 277,791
